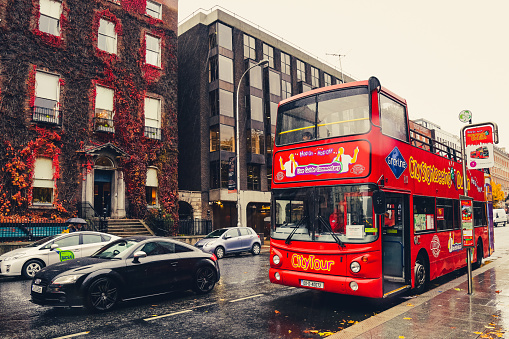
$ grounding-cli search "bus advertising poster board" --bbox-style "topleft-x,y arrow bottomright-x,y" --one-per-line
273,140 -> 370,184
460,196 -> 474,247
464,124 -> 494,170
485,174 -> 495,255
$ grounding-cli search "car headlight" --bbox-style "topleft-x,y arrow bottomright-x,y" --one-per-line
3,253 -> 26,261
52,274 -> 83,285
272,255 -> 280,265
204,241 -> 216,248
350,261 -> 361,273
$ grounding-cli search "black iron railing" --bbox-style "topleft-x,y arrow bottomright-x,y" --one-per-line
177,219 -> 212,236
32,106 -> 61,126
145,126 -> 161,140
93,117 -> 115,133
77,202 -> 108,232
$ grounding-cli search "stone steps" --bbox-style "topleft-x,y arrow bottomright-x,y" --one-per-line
106,219 -> 153,237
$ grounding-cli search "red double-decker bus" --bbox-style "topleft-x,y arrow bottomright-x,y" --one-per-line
269,77 -> 492,298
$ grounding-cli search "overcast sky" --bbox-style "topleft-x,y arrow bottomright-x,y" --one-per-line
178,1 -> 508,149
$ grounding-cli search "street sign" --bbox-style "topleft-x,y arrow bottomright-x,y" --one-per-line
464,124 -> 495,169
459,110 -> 472,123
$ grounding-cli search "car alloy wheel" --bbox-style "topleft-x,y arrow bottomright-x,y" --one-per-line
85,277 -> 119,312
22,260 -> 44,279
214,247 -> 225,259
193,266 -> 216,294
251,243 -> 261,255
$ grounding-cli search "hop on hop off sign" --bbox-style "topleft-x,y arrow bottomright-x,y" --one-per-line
464,124 -> 495,170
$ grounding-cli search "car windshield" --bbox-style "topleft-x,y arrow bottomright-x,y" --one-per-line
91,239 -> 140,259
271,184 -> 378,244
205,229 -> 228,238
27,235 -> 59,247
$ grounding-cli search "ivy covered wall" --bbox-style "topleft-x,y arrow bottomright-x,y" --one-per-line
0,0 -> 178,229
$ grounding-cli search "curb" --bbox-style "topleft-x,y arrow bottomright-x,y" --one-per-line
328,254 -> 509,339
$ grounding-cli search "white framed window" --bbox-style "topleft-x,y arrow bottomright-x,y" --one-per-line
324,73 -> 332,87
146,0 -> 162,19
98,19 -> 117,54
281,52 -> 291,75
39,0 -> 62,36
218,55 -> 233,83
249,63 -> 263,90
296,59 -> 306,82
263,44 -> 274,68
146,34 -> 161,67
219,89 -> 234,117
269,70 -> 281,96
144,97 -> 161,139
95,85 -> 114,131
35,70 -> 59,114
146,167 -> 158,206
311,67 -> 320,88
32,158 -> 54,205
281,80 -> 291,100
250,95 -> 263,122
243,34 -> 256,60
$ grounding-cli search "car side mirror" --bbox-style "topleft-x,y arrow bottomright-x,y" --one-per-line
133,251 -> 147,263
224,235 -> 231,240
50,244 -> 59,251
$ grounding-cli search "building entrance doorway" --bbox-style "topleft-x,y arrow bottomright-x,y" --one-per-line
94,170 -> 112,217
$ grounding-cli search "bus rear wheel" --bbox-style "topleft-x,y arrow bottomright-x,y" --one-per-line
413,255 -> 428,294
474,242 -> 483,269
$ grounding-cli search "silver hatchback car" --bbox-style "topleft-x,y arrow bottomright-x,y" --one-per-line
194,227 -> 261,259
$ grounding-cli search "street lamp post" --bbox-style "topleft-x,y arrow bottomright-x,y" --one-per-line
235,59 -> 269,227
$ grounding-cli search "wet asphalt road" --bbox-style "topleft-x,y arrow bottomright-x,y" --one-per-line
0,250 -> 402,339
1,226 -> 507,339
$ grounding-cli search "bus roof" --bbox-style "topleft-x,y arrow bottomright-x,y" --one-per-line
279,77 -> 407,107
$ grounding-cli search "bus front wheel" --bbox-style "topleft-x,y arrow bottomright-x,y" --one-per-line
413,255 -> 428,294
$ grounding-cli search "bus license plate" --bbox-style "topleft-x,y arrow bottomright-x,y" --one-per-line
301,280 -> 324,289
32,285 -> 43,293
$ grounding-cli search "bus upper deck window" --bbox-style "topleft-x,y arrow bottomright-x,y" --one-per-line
380,94 -> 408,142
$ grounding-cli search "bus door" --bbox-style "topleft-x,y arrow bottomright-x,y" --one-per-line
382,194 -> 410,296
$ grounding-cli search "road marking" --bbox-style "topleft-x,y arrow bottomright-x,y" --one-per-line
144,309 -> 192,321
53,332 -> 89,339
229,294 -> 264,303
144,295 -> 263,322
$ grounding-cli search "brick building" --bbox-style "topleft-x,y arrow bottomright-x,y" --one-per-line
0,0 -> 179,224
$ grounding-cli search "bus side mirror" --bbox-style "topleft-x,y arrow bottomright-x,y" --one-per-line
373,190 -> 386,215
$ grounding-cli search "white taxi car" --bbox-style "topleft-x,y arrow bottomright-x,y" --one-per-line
0,231 -> 120,279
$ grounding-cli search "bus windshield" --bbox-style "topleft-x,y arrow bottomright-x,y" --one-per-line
271,184 -> 377,244
275,87 -> 370,146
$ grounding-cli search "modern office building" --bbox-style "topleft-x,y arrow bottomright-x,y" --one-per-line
177,8 -> 353,234
0,0 -> 178,222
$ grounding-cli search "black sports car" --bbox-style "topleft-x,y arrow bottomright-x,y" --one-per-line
31,236 -> 220,312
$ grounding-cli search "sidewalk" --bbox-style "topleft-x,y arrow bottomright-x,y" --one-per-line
330,253 -> 509,339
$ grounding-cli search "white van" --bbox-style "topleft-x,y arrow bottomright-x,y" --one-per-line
493,209 -> 507,227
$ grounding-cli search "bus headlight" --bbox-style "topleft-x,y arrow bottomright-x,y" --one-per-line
272,255 -> 280,265
350,261 -> 361,273
274,272 -> 281,281
350,281 -> 359,291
